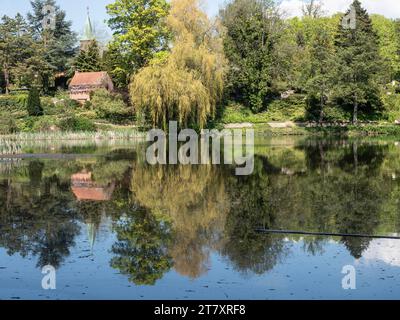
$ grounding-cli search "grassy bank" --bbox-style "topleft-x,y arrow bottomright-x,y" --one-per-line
218,99 -> 400,137
2,90 -> 400,143
0,129 -> 147,155
0,90 -> 136,135
1,129 -> 145,141
251,123 -> 400,137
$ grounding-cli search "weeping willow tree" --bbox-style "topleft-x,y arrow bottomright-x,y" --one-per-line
130,0 -> 226,129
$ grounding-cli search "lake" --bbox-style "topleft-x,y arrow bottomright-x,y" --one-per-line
0,136 -> 400,300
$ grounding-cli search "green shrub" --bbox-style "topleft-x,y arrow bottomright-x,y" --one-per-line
90,89 -> 132,123
59,115 -> 96,132
42,96 -> 79,116
41,97 -> 56,115
0,117 -> 19,134
0,94 -> 27,112
221,103 -> 253,123
382,93 -> 400,122
321,105 -> 352,122
266,95 -> 307,121
18,117 -> 36,132
76,110 -> 97,119
26,87 -> 43,116
52,97 -> 80,114
31,116 -> 59,132
83,100 -> 92,110
221,95 -> 307,124
54,89 -> 70,100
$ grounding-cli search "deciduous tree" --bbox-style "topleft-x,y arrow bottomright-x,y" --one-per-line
130,0 -> 225,129
106,0 -> 171,88
220,0 -> 285,112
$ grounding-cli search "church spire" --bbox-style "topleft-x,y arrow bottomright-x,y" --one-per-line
81,7 -> 95,41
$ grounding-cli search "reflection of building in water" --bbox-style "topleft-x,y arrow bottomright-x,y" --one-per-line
86,215 -> 113,253
71,171 -> 115,201
71,170 -> 115,252
87,222 -> 96,252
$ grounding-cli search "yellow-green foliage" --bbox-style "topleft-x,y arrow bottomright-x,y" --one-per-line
382,90 -> 400,122
371,14 -> 400,81
130,164 -> 228,278
130,0 -> 226,129
90,89 -> 132,123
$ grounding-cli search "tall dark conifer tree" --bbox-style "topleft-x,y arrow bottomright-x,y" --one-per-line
27,0 -> 77,75
334,0 -> 382,124
73,41 -> 103,72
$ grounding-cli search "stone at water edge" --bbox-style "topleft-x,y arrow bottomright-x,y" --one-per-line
224,123 -> 254,129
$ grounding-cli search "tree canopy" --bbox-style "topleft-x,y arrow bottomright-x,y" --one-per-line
106,0 -> 171,88
130,0 -> 225,129
334,0 -> 383,124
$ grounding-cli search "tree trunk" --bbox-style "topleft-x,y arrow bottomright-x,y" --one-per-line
3,63 -> 10,95
353,99 -> 358,125
319,93 -> 324,125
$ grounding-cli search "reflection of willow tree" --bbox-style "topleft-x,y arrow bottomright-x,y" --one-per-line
130,164 -> 229,279
110,209 -> 173,285
0,161 -> 80,268
222,157 -> 288,275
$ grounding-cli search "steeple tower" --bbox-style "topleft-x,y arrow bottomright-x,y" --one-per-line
80,7 -> 95,52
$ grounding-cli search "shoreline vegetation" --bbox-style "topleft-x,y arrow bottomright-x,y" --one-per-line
1,122 -> 400,143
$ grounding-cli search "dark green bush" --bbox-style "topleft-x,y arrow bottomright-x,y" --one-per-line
59,115 -> 96,132
26,87 -> 43,116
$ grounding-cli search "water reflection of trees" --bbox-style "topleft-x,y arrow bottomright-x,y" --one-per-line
110,209 -> 173,285
0,161 -> 79,268
221,159 -> 288,275
298,140 -> 392,258
0,151 -> 133,269
0,140 -> 400,283
130,164 -> 229,279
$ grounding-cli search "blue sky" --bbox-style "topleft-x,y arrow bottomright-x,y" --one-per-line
1,0 -> 400,37
0,0 -> 225,35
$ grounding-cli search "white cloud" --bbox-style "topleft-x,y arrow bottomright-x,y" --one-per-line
363,238 -> 400,267
280,0 -> 400,19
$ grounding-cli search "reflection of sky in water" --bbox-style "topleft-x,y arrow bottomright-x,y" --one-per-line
363,239 -> 400,268
0,224 -> 399,300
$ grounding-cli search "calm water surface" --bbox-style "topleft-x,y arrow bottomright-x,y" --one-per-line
1,136 -> 400,300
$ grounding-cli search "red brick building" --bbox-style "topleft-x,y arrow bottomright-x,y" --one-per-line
69,71 -> 114,103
